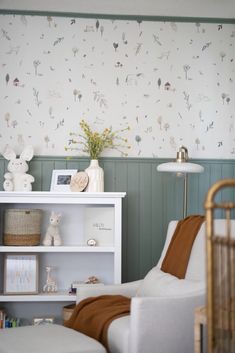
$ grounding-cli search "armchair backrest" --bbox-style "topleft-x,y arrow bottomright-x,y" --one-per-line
157,219 -> 234,282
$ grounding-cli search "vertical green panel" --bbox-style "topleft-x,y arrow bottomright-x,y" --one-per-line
77,159 -> 89,172
221,163 -> 234,218
210,163 -> 223,218
54,160 -> 67,170
152,163 -> 165,266
0,159 -> 6,191
29,159 -> 42,191
188,173 -> 200,215
139,163 -> 152,278
174,175 -> 184,220
126,162 -> 140,281
197,162 -> 211,214
66,159 -> 80,170
164,173 -> 183,222
101,160 -> 115,192
41,160 -> 55,191
114,161 -> 128,282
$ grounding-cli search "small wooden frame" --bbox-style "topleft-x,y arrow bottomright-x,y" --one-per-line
70,171 -> 89,192
4,254 -> 39,295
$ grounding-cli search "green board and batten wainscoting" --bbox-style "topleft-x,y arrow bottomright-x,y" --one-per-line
0,156 -> 234,282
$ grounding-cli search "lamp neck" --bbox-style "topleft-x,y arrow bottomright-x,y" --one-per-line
176,145 -> 188,163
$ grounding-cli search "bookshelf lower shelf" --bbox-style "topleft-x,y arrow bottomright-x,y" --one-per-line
0,292 -> 76,302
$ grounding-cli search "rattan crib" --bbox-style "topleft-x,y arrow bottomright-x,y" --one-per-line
205,179 -> 235,353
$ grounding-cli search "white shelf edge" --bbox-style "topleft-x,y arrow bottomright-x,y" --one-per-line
0,246 -> 115,253
0,191 -> 126,202
0,292 -> 76,302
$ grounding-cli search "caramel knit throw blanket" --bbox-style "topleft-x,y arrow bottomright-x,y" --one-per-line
161,215 -> 205,279
64,295 -> 131,351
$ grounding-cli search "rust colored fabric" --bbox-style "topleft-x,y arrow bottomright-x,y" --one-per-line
161,215 -> 205,279
64,295 -> 131,351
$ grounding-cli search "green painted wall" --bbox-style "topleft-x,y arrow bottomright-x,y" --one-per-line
0,156 -> 234,282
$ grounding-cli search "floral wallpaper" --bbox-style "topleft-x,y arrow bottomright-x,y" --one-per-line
0,14 -> 234,158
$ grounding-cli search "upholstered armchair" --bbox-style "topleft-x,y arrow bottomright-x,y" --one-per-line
76,220 -> 207,353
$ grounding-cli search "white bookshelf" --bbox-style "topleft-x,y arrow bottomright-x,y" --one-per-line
0,191 -> 125,322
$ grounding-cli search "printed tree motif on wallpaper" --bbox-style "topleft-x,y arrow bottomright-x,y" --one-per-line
183,65 -> 191,80
219,51 -> 226,62
93,91 -> 108,108
5,74 -> 10,85
73,89 -> 82,102
183,92 -> 192,111
221,93 -> 231,105
4,113 -> 10,127
33,60 -> 41,76
33,88 -> 42,107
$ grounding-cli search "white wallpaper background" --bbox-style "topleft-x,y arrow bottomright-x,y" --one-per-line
0,14 -> 235,159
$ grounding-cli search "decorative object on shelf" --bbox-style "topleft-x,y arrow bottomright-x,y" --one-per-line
43,266 -> 57,293
84,276 -> 101,284
70,171 -> 89,192
4,208 -> 42,246
157,145 -> 204,218
2,145 -> 35,191
42,212 -> 62,246
0,309 -> 6,329
70,279 -> 104,294
33,317 -> 54,325
85,159 -> 104,192
4,254 -> 39,295
65,119 -> 130,192
87,238 -> 97,246
50,169 -> 77,192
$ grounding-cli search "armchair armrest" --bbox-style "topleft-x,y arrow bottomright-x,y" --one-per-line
76,280 -> 142,303
129,292 -> 205,353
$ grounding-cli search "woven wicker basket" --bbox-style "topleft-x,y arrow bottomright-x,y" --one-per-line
4,209 -> 42,246
63,303 -> 76,322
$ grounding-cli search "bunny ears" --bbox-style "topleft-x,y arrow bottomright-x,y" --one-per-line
2,145 -> 34,162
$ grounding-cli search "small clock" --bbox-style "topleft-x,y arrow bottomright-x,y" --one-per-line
87,238 -> 97,246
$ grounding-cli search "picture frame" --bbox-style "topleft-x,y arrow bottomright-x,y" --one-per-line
50,169 -> 77,192
4,254 -> 39,295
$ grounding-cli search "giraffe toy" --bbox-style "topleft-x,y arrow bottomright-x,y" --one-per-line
43,266 -> 57,293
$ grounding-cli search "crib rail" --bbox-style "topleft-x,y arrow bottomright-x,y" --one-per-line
205,179 -> 235,353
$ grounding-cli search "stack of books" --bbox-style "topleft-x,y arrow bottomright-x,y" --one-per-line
0,309 -> 20,328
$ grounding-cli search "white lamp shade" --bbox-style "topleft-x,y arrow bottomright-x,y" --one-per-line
157,162 -> 204,174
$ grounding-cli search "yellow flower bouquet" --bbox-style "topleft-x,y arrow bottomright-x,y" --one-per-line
66,120 -> 130,159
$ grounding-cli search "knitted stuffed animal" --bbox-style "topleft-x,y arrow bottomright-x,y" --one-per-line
42,212 -> 62,246
2,145 -> 34,191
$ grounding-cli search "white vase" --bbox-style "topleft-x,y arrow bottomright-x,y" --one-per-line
85,159 -> 104,192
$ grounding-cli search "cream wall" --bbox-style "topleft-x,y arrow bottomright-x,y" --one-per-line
0,14 -> 235,158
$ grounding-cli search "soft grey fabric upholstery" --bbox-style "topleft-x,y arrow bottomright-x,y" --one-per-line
0,324 -> 106,353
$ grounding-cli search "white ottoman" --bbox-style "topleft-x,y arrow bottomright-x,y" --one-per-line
0,324 -> 106,353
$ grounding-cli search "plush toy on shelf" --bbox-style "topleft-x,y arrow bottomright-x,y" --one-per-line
42,212 -> 62,246
43,266 -> 57,293
2,145 -> 34,192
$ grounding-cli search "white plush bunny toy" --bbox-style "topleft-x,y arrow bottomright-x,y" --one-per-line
2,145 -> 35,192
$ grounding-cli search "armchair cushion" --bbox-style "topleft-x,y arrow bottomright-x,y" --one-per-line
136,267 -> 205,297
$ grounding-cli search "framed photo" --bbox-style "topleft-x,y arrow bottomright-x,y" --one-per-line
4,254 -> 39,295
50,169 -> 77,192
